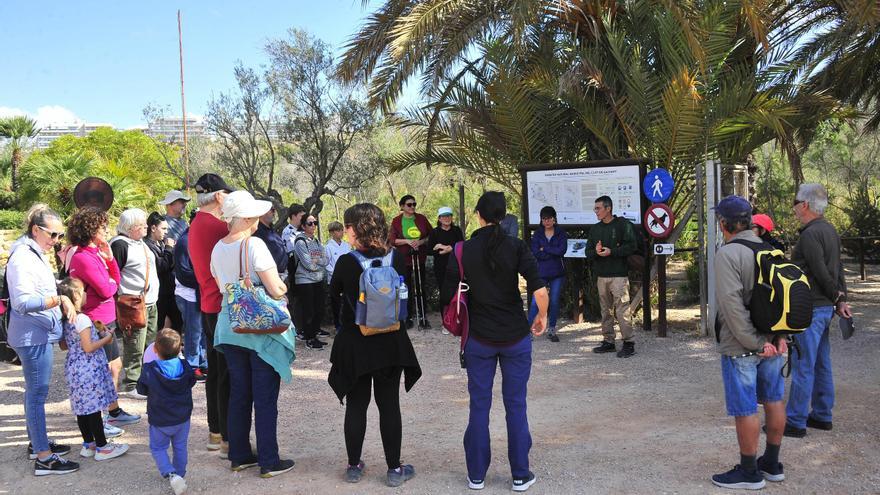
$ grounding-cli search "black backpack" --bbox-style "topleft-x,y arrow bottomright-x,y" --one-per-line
286,236 -> 307,280
612,217 -> 646,271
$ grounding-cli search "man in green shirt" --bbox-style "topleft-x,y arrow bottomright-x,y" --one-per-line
586,195 -> 637,358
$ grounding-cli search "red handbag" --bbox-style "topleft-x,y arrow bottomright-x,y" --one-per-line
441,242 -> 469,367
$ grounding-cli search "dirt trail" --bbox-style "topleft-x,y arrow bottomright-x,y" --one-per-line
2,266 -> 878,494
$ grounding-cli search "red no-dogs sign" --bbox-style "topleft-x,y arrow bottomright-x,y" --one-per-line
644,203 -> 674,238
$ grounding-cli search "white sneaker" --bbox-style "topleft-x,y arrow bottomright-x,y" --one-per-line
468,477 -> 485,490
94,442 -> 129,461
441,328 -> 451,335
124,390 -> 147,400
80,443 -> 95,458
169,473 -> 187,495
103,422 -> 125,439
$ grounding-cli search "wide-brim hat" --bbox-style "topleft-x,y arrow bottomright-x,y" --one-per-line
158,190 -> 191,205
221,191 -> 272,220
73,177 -> 114,212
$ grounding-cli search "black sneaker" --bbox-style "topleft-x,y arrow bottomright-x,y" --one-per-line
306,338 -> 326,350
34,454 -> 79,476
548,333 -> 560,343
616,341 -> 635,358
295,332 -> 307,341
756,455 -> 785,482
592,341 -> 616,353
261,459 -> 295,478
231,455 -> 259,471
28,441 -> 71,460
782,422 -> 806,438
405,319 -> 415,329
419,319 -> 431,329
512,471 -> 537,492
807,417 -> 833,430
345,460 -> 365,483
711,465 -> 766,490
317,329 -> 331,337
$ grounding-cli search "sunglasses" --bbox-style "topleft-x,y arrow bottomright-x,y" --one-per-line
38,225 -> 65,240
404,202 -> 417,207
304,221 -> 319,226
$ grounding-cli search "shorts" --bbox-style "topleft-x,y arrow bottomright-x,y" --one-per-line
102,322 -> 120,362
721,354 -> 784,417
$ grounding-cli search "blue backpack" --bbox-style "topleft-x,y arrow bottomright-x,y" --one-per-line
348,250 -> 407,336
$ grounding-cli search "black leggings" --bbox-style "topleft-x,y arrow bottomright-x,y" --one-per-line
296,282 -> 325,340
76,411 -> 107,447
404,262 -> 428,322
344,368 -> 403,469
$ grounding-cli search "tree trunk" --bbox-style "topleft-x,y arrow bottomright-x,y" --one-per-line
11,146 -> 22,191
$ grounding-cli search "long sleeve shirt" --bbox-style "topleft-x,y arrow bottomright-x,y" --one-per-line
530,228 -> 568,280
585,217 -> 636,278
293,234 -> 329,285
5,236 -> 63,347
189,211 -> 228,313
791,217 -> 847,307
254,222 -> 287,275
68,245 -> 121,325
714,230 -> 768,355
324,239 -> 352,278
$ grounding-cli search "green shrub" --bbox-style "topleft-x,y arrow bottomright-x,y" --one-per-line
0,210 -> 25,230
0,190 -> 16,210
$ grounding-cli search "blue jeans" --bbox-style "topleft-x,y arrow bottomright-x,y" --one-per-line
786,306 -> 835,428
222,344 -> 281,469
149,420 -> 190,477
14,343 -> 54,453
720,354 -> 785,417
528,276 -> 565,329
175,296 -> 206,369
464,335 -> 533,481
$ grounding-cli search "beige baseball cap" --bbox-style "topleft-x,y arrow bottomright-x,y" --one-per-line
158,190 -> 192,205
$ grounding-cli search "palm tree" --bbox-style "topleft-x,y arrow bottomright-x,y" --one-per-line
0,116 -> 40,191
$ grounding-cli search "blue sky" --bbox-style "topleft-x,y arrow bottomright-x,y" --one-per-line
0,0 -> 405,128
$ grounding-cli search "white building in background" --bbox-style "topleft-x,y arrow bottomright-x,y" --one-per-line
33,123 -> 113,149
145,117 -> 206,143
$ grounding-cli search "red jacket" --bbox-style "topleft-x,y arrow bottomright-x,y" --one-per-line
389,213 -> 432,266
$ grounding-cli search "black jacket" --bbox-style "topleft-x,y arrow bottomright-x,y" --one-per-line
145,238 -> 175,297
173,229 -> 199,290
441,225 -> 544,343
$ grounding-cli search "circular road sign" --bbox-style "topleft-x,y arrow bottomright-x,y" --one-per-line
643,203 -> 675,238
643,168 -> 675,203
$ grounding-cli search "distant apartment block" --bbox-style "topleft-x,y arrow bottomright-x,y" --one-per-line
33,123 -> 113,149
145,117 -> 206,143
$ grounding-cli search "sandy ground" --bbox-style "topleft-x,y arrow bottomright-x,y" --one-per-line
1,265 -> 879,495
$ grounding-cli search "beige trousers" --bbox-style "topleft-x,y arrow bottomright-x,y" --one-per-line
597,276 -> 633,342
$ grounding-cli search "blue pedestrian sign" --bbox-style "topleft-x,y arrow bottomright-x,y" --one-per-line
643,168 -> 674,203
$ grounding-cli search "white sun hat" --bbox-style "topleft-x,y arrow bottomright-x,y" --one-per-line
437,206 -> 454,216
221,191 -> 273,220
158,190 -> 191,205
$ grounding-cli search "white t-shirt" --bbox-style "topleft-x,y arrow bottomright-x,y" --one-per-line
210,236 -> 276,295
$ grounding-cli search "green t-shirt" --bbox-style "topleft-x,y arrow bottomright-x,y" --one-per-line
402,215 -> 421,239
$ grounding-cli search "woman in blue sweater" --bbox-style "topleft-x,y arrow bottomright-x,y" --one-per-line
528,206 -> 568,342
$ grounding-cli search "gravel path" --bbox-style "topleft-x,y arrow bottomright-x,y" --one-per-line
2,267 -> 878,495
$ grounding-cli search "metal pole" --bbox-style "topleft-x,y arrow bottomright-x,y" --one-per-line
178,10 -> 190,188
657,252 -> 667,337
860,237 -> 867,281
642,237 -> 652,332
459,182 -> 466,233
696,160 -> 707,336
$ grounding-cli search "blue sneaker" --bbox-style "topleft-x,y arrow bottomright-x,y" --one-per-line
711,465 -> 766,490
757,456 -> 785,482
345,460 -> 365,483
107,409 -> 141,426
386,464 -> 415,487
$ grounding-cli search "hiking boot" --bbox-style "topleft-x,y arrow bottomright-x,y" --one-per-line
260,459 -> 295,478
103,421 -> 125,438
34,454 -> 79,476
194,368 -> 207,383
28,440 -> 70,460
592,341 -> 616,353
512,471 -> 537,492
107,408 -> 141,426
617,341 -> 635,358
757,456 -> 785,482
167,473 -> 187,495
711,465 -> 766,490
345,460 -> 365,483
386,464 -> 415,487
231,454 -> 260,472
807,417 -> 833,431
94,442 -> 129,461
207,432 -> 222,451
306,338 -> 326,350
468,477 -> 485,490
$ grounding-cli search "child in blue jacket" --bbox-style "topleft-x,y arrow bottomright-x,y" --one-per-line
137,328 -> 197,495
529,206 -> 568,341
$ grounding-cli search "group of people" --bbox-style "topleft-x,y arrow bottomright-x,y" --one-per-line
3,169 -> 852,493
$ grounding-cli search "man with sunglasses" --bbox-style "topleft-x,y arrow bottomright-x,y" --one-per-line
784,183 -> 851,438
389,195 -> 432,329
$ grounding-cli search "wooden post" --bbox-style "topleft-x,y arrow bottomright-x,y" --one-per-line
458,183 -> 466,233
860,237 -> 867,281
642,237 -> 652,332
657,252 -> 667,337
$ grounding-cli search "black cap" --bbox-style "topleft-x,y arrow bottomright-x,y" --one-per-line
194,173 -> 235,194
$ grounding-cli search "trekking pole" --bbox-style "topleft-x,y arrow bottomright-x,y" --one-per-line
410,253 -> 423,328
414,253 -> 427,328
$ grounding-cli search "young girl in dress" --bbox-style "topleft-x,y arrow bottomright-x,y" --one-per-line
59,278 -> 130,461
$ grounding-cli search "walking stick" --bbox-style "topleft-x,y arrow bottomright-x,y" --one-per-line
411,252 -> 426,329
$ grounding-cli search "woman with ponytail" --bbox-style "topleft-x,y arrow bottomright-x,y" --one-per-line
328,203 -> 421,487
440,191 -> 548,492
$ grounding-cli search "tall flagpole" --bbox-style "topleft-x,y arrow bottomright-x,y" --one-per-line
178,9 -> 190,187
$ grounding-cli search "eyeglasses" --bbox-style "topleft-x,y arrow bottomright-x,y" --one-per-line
38,225 -> 65,240
305,221 -> 319,226
793,199 -> 804,208
405,202 -> 417,208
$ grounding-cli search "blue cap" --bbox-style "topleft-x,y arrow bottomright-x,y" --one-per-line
713,195 -> 752,221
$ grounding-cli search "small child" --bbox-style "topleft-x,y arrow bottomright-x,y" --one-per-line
58,278 -> 130,461
137,328 -> 196,495
325,221 -> 351,332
